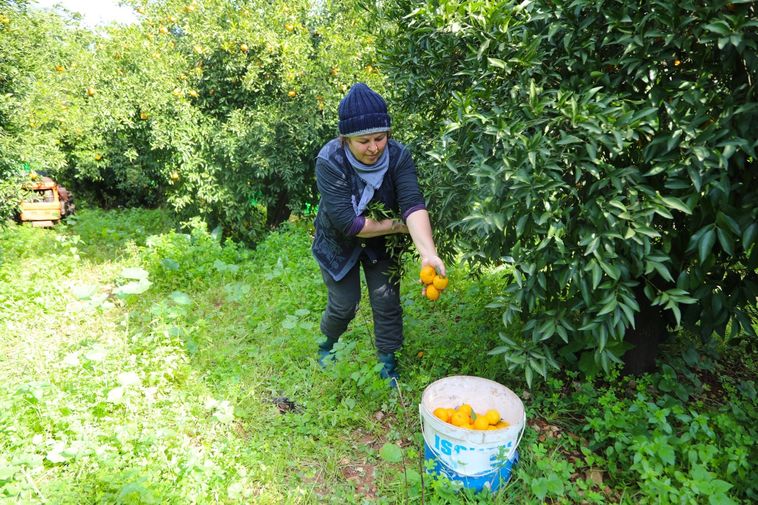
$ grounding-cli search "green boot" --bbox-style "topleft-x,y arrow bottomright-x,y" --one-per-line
377,351 -> 399,388
317,336 -> 339,368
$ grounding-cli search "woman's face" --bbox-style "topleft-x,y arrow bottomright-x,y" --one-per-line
346,132 -> 388,165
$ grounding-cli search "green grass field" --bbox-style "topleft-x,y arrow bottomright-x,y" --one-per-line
1,209 -> 755,504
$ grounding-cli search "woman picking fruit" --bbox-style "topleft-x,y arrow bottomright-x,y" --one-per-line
312,83 -> 446,387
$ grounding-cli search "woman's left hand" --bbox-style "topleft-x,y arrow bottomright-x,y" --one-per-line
391,220 -> 409,234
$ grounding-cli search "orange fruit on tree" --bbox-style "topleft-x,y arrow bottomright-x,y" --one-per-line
419,265 -> 436,284
240,43 -> 249,53
425,285 -> 440,301
288,90 -> 297,97
432,275 -> 448,290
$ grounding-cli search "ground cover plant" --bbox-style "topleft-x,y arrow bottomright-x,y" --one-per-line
1,209 -> 755,504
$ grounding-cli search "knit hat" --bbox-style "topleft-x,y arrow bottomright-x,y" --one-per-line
338,83 -> 391,137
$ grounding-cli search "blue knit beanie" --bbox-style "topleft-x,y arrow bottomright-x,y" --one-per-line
338,83 -> 391,137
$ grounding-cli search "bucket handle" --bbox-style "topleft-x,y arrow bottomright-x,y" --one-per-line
420,406 -> 527,479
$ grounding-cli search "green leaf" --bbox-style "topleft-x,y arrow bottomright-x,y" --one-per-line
160,258 -> 180,271
379,443 -> 403,463
716,227 -> 734,255
742,223 -> 757,249
591,261 -> 602,289
119,267 -> 149,280
699,229 -> 716,263
113,279 -> 151,297
716,212 -> 740,235
704,21 -> 731,36
524,365 -> 533,388
487,57 -> 506,69
71,284 -> 97,300
557,134 -> 582,145
169,291 -> 192,305
659,195 -> 691,214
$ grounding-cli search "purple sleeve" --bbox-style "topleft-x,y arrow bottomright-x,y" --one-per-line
402,204 -> 427,221
394,144 -> 427,220
347,215 -> 366,236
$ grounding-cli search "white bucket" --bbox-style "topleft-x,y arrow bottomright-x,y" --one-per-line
420,376 -> 526,491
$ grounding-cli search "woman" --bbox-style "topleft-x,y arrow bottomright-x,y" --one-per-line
312,82 -> 445,387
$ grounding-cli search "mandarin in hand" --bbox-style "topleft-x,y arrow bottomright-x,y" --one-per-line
432,275 -> 448,290
419,265 -> 436,285
425,285 -> 440,301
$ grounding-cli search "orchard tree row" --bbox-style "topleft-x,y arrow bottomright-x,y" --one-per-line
0,0 -> 383,243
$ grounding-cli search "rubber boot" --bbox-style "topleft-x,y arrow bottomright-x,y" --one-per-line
317,336 -> 339,368
377,351 -> 399,388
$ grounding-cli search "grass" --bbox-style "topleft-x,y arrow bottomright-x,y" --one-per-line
1,208 -> 756,504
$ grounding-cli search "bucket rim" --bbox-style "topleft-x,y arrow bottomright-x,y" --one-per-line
419,375 -> 526,444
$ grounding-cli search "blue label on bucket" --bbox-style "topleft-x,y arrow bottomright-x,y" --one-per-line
433,434 -> 513,458
424,441 -> 518,493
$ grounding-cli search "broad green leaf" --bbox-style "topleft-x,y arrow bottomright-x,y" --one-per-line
119,267 -> 149,280
741,223 -> 757,249
379,443 -> 403,463
117,372 -> 140,386
699,229 -> 716,263
114,279 -> 151,297
659,196 -> 691,214
487,57 -> 506,69
107,387 -> 124,403
717,228 -> 734,256
71,284 -> 97,300
169,291 -> 192,305
161,258 -> 179,271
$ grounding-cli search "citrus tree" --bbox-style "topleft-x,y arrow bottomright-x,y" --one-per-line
36,0 -> 385,242
377,0 -> 758,383
0,0 -> 84,221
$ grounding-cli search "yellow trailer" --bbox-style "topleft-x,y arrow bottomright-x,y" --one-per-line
18,178 -> 73,227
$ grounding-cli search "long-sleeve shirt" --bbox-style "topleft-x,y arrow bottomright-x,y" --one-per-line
312,138 -> 426,281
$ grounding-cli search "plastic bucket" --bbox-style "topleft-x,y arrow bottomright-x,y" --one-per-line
419,376 -> 526,492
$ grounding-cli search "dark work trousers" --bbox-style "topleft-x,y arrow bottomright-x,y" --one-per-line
319,255 -> 403,353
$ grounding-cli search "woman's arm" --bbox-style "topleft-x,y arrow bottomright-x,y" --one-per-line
406,209 -> 446,276
356,218 -> 408,238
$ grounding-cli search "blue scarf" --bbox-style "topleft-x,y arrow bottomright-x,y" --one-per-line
345,146 -> 390,216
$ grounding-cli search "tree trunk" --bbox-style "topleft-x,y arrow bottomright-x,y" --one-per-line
265,190 -> 291,228
621,285 -> 669,375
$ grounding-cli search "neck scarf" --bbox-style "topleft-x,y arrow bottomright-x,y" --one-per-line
345,145 -> 390,216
